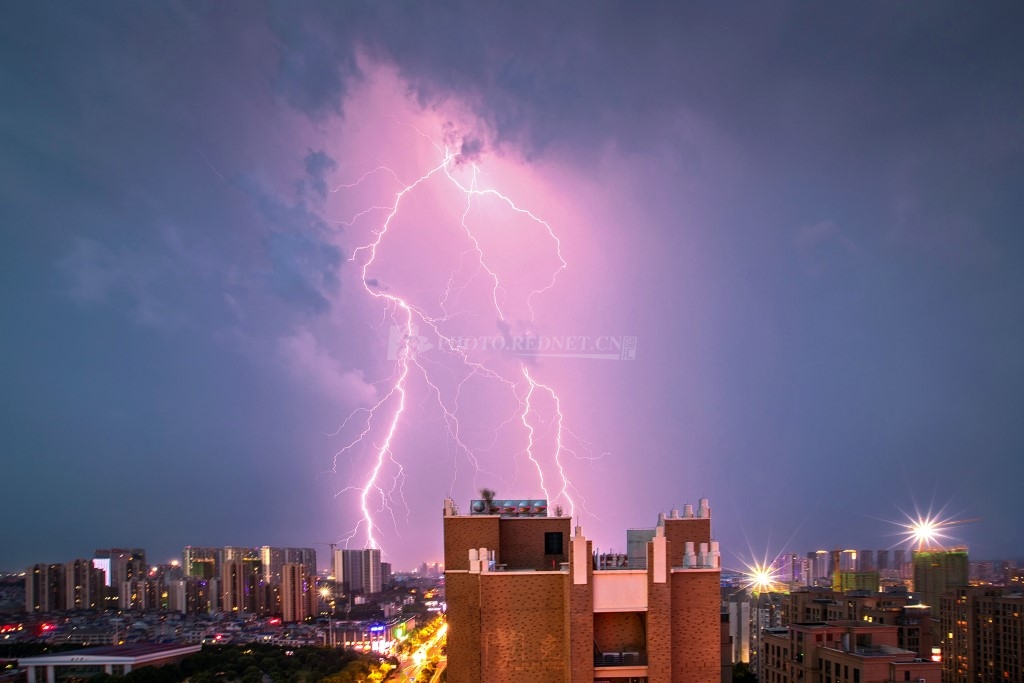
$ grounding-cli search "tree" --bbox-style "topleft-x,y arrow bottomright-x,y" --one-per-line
733,662 -> 758,683
480,488 -> 496,513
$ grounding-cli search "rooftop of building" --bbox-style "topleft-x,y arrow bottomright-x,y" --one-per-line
18,643 -> 200,663
821,643 -> 916,658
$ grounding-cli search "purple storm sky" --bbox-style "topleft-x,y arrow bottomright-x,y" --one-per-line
2,2 -> 1023,572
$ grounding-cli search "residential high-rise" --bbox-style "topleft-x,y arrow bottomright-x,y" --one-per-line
727,599 -> 751,663
165,577 -> 216,615
220,557 -> 269,615
913,546 -> 968,649
835,571 -> 879,593
25,564 -> 65,613
912,547 -> 968,610
876,549 -> 890,571
857,549 -> 875,572
182,547 -> 217,579
280,563 -> 313,623
333,548 -> 382,596
942,586 -> 1024,682
807,551 -> 830,586
444,496 -> 722,683
64,559 -> 105,610
893,549 -> 909,579
94,548 -> 146,587
260,547 -> 317,584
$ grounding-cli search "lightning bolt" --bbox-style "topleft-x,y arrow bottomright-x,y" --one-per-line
329,126 -> 592,552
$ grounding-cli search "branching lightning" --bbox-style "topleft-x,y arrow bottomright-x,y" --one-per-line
328,129 -> 590,552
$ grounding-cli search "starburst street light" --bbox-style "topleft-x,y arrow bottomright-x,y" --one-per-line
893,509 -> 981,551
910,517 -> 940,548
750,565 -> 774,593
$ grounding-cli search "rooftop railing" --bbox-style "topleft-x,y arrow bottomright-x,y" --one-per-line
594,651 -> 647,667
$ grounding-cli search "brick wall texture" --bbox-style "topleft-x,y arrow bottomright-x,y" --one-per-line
446,572 -> 483,683
671,571 -> 721,683
445,513 -> 722,683
480,573 -> 568,683
568,538 -> 594,683
444,516 -> 500,570
499,517 -> 571,569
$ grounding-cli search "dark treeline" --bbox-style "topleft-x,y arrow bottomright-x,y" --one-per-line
4,644 -> 391,683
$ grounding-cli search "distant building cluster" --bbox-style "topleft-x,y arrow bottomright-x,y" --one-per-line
11,514 -> 1024,683
21,544 -> 393,623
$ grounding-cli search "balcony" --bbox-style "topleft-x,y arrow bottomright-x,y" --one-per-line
594,651 -> 648,666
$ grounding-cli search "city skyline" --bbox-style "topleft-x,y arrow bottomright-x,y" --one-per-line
3,3 -> 1023,571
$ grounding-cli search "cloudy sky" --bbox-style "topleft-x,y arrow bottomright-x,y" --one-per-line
3,2 -> 1022,573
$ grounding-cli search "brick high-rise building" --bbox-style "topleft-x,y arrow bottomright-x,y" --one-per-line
443,496 -> 722,683
761,621 -> 940,683
280,563 -> 314,623
941,586 -> 1024,682
782,588 -> 933,659
220,557 -> 270,615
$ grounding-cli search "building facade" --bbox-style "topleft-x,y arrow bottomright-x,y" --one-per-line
25,564 -> 64,614
280,563 -> 315,623
941,586 -> 1024,682
912,547 -> 968,612
760,621 -> 940,683
782,589 -> 933,660
332,548 -> 382,596
444,496 -> 722,683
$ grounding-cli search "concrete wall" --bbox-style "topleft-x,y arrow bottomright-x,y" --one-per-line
593,570 -> 648,612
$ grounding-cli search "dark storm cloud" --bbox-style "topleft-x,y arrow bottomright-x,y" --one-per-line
268,8 -> 361,118
235,149 -> 343,312
263,232 -> 341,314
303,150 -> 339,198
